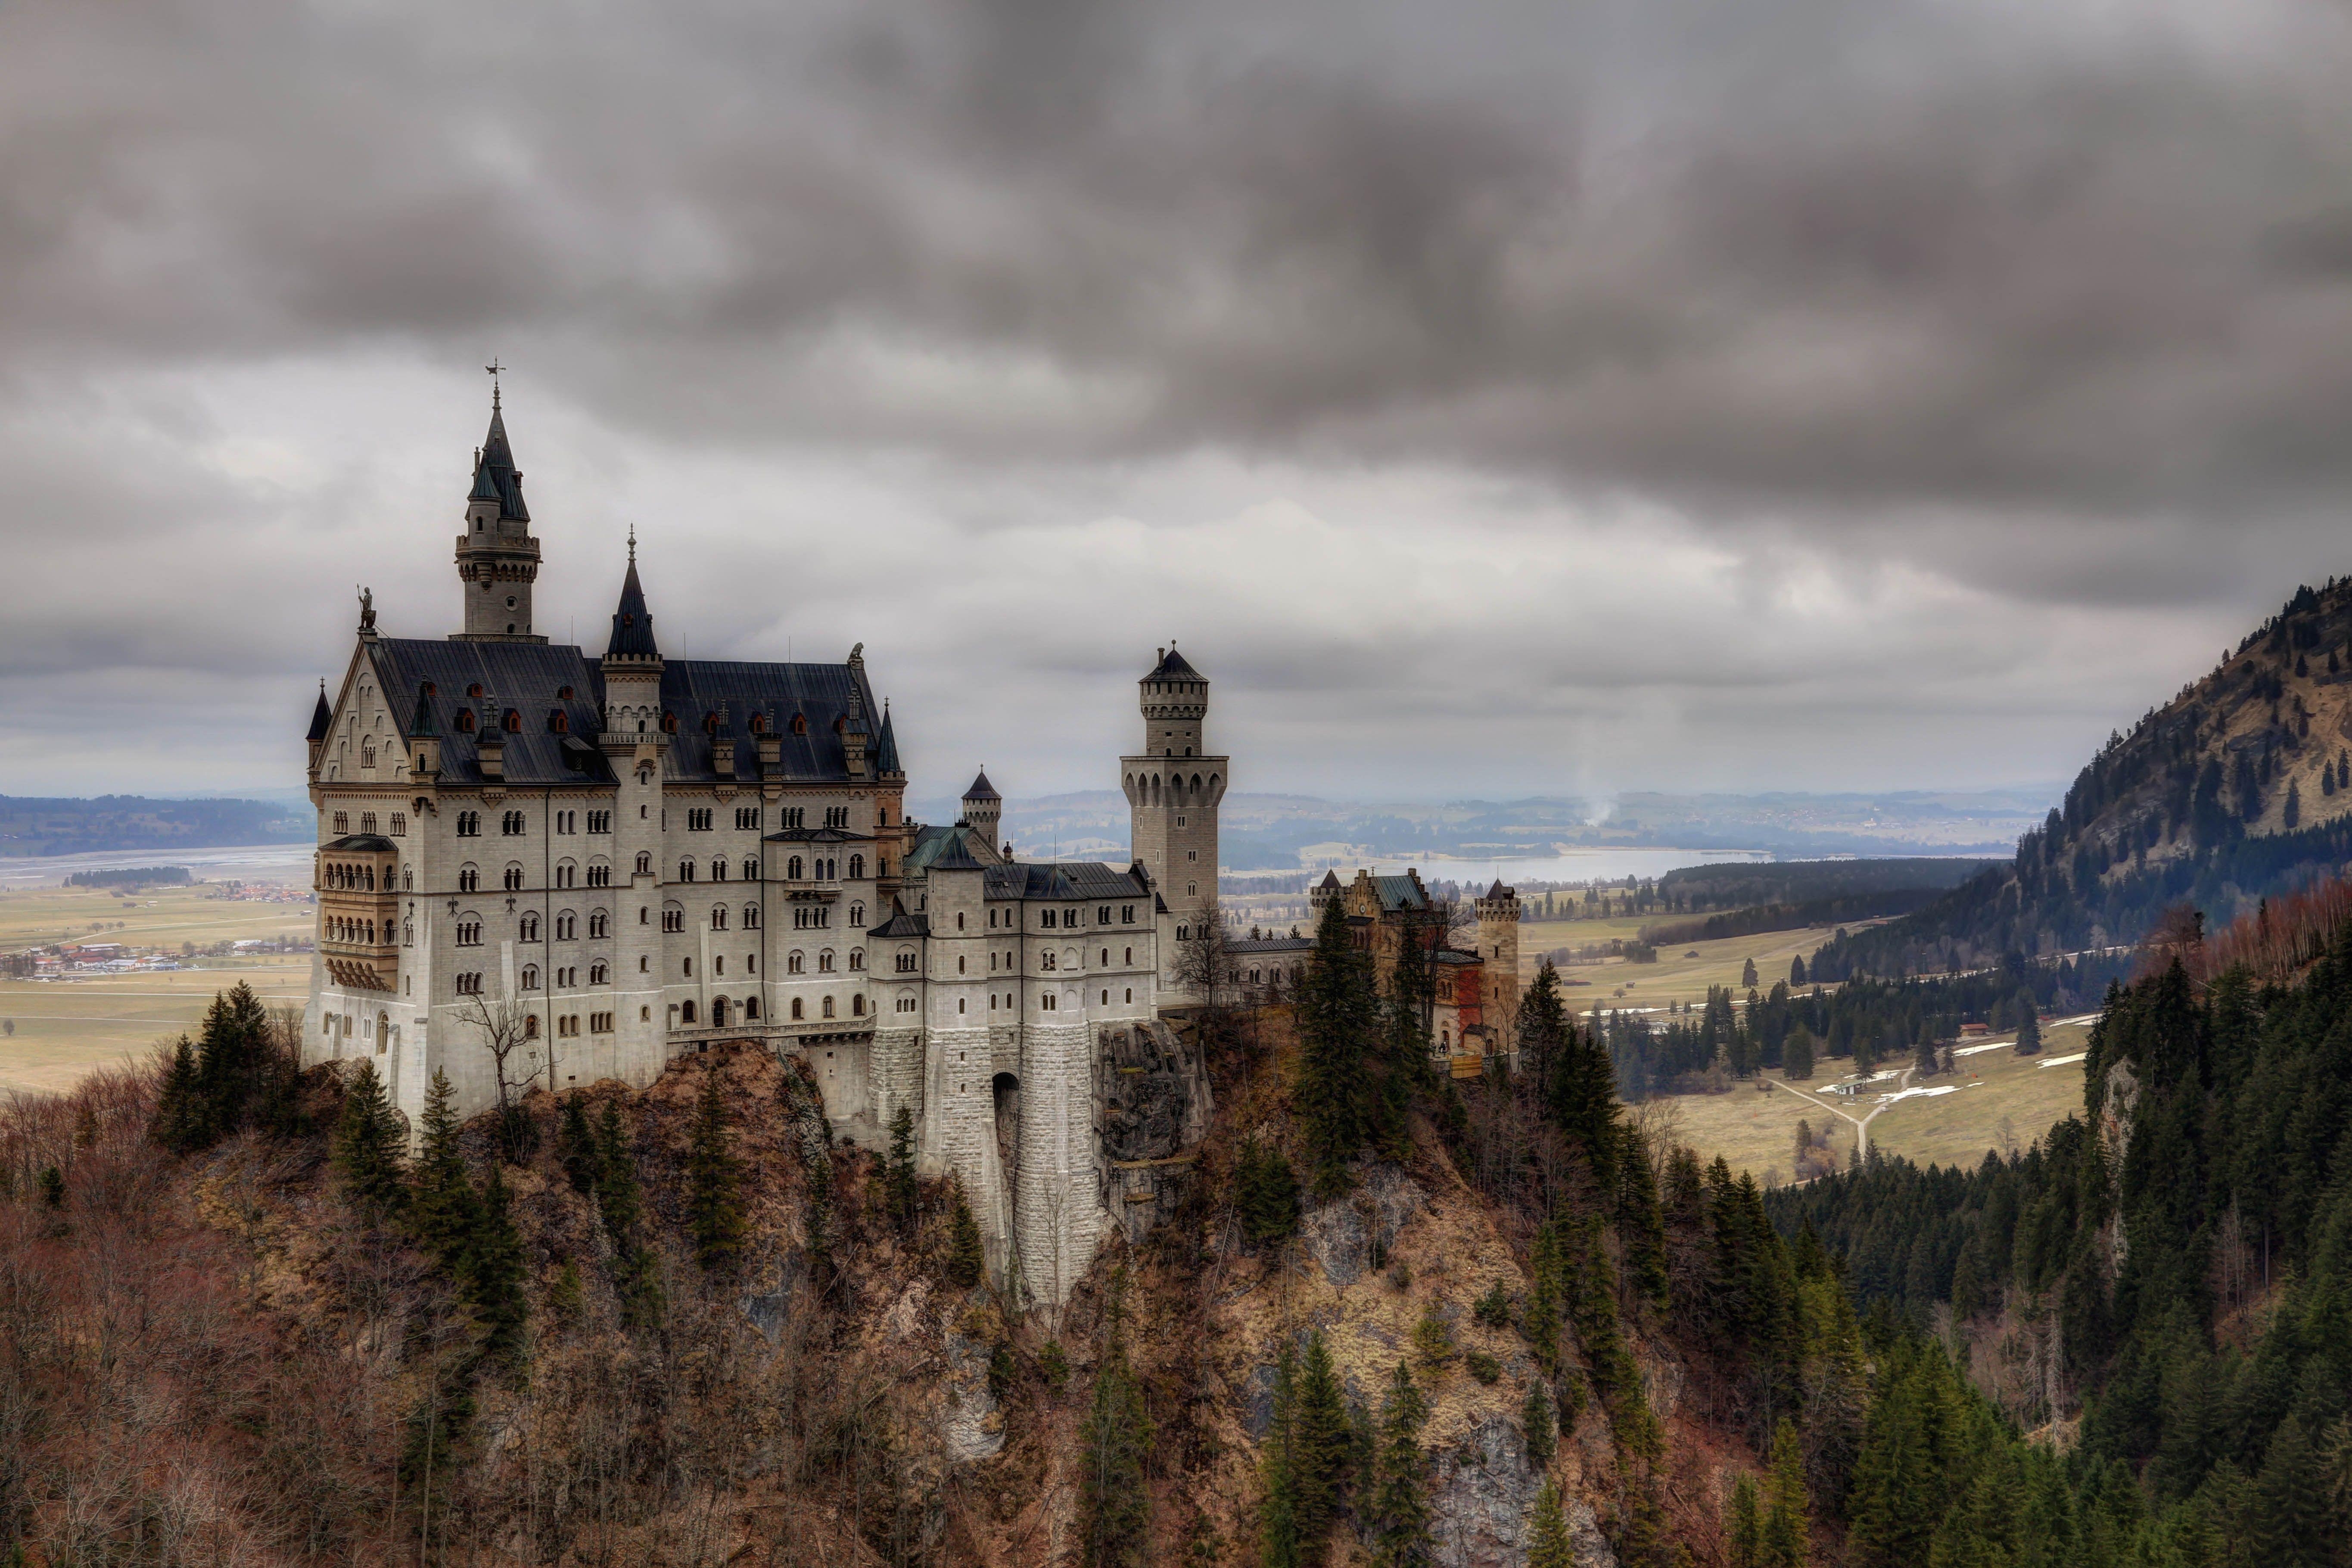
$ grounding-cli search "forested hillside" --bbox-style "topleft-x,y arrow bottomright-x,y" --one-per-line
1814,579 -> 2352,980
0,793 -> 308,856
1769,899 -> 2352,1565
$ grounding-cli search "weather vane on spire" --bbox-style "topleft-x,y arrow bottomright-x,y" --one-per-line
627,523 -> 636,564
485,358 -> 504,409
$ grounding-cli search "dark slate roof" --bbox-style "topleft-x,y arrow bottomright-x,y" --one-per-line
923,833 -> 987,872
762,826 -> 873,844
981,862 -> 1151,902
660,659 -> 879,783
963,769 -> 1000,801
324,834 -> 398,852
1372,873 -> 1430,913
875,705 -> 902,775
606,554 -> 659,659
1147,646 -> 1203,681
903,822 -> 983,874
307,682 -> 333,741
1484,880 -> 1513,900
1229,935 -> 1314,954
1434,948 -> 1484,967
870,901 -> 930,938
1317,870 -> 1342,890
367,638 -> 611,788
470,404 -> 529,521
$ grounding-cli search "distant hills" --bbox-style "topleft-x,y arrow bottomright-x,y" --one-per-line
0,795 -> 311,858
1817,579 -> 2352,979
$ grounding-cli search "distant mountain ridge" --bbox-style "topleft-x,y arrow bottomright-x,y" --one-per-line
1815,578 -> 2352,979
0,794 -> 311,858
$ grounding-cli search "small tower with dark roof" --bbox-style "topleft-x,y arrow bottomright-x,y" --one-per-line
1475,879 -> 1522,1038
961,769 -> 1003,863
451,384 -> 546,642
599,530 -> 663,737
305,680 -> 334,775
1122,644 -> 1228,1000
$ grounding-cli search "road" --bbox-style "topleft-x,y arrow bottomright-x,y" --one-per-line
1764,1065 -> 1915,1158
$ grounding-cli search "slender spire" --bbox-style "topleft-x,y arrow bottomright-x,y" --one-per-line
306,680 -> 333,741
467,386 -> 528,521
605,546 -> 660,660
875,700 -> 903,775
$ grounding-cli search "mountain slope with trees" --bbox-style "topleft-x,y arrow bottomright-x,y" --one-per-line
1815,578 -> 2352,980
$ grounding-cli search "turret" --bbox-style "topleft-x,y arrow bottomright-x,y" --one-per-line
600,532 -> 664,737
962,770 -> 1002,864
1121,645 -> 1227,1001
305,681 -> 333,775
1139,644 -> 1209,758
1475,880 -> 1522,1037
451,383 -> 545,642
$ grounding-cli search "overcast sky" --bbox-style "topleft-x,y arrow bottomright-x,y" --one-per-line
6,0 -> 2351,804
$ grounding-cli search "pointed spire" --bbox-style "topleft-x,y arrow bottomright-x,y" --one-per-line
964,769 -> 1000,802
306,680 -> 333,741
410,681 -> 437,737
875,700 -> 903,775
467,389 -> 529,521
605,546 -> 660,660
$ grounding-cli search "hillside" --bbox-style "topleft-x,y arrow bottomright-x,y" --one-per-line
0,793 -> 310,858
1814,578 -> 2352,979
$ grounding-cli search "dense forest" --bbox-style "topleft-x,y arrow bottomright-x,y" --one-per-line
1814,581 -> 2352,982
1768,902 -> 2352,1565
0,793 -> 308,857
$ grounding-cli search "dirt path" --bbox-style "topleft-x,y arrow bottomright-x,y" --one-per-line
1765,1066 -> 1914,1157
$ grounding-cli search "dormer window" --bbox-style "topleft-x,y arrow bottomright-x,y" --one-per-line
457,709 -> 476,733
662,712 -> 679,734
557,685 -> 575,700
467,683 -> 484,699
790,713 -> 807,736
548,710 -> 568,734
704,712 -> 720,734
504,709 -> 522,733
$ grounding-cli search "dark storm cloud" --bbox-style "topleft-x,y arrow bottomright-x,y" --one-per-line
2,0 -> 2347,795
8,0 -> 2349,517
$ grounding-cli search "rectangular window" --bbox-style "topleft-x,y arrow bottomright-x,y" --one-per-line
1040,909 -> 1055,928
1120,905 -> 1135,924
1098,905 -> 1111,924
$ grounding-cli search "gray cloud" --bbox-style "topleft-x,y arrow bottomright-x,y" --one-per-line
0,0 -> 2346,798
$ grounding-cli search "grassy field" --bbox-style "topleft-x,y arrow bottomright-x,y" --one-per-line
1521,917 -> 1858,1012
0,880 -> 315,1097
1649,1019 -> 2097,1186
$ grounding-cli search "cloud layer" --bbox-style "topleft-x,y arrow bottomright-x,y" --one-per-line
3,0 -> 2346,800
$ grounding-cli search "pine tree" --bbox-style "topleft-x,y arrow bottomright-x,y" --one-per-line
1783,1027 -> 1814,1082
1260,1344 -> 1305,1568
410,1070 -> 482,1275
1743,957 -> 1760,988
1524,1224 -> 1563,1375
1728,1475 -> 1762,1568
886,1104 -> 919,1236
192,981 -> 271,1137
555,1092 -> 600,1195
946,1174 -> 985,1289
1547,1018 -> 1621,1192
1527,1480 -> 1575,1568
1522,1377 -> 1556,1468
1296,898 -> 1376,1198
331,1059 -> 407,1218
1760,1418 -> 1809,1568
590,1098 -> 663,1330
685,1064 -> 747,1271
2285,778 -> 2302,829
1236,1136 -> 1301,1250
1789,955 -> 1807,986
1292,1329 -> 1353,1555
2014,1001 -> 2042,1057
1364,1360 -> 1434,1568
149,1034 -> 203,1153
2250,1414 -> 2332,1568
1080,1282 -> 1154,1567
1517,961 -> 1571,1094
468,1163 -> 529,1361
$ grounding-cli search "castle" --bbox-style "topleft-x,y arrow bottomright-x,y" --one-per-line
301,392 -> 1226,1303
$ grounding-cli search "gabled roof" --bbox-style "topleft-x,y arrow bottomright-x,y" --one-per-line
1371,873 -> 1430,913
1146,646 -> 1203,681
870,902 -> 930,939
1317,870 -> 1342,890
306,682 -> 333,742
982,861 -> 1153,902
923,833 -> 987,872
963,769 -> 1000,801
1484,879 -> 1514,900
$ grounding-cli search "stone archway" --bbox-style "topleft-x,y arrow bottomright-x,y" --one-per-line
992,1072 -> 1021,1186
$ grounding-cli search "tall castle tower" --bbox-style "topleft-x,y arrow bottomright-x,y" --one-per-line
452,385 -> 544,642
1123,647 -> 1226,993
961,770 -> 1003,863
1475,880 -> 1523,1039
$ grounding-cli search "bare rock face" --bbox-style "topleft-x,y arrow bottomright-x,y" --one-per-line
1299,1165 -> 1428,1287
1428,1416 -> 1538,1567
942,1329 -> 1005,1462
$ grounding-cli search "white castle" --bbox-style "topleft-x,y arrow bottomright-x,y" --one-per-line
303,392 -> 1226,1302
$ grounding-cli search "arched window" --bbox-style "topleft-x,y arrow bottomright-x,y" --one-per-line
849,854 -> 864,879
521,964 -> 540,989
790,712 -> 807,735
680,1000 -> 697,1024
524,1013 -> 540,1036
548,710 -> 568,733
712,996 -> 730,1027
849,949 -> 864,971
458,866 -> 479,893
679,859 -> 696,881
520,912 -> 540,941
467,683 -> 483,698
588,910 -> 608,937
457,709 -> 476,733
788,856 -> 804,880
590,961 -> 609,984
711,857 -> 728,881
849,902 -> 865,927
743,905 -> 760,929
818,950 -> 835,973
821,995 -> 835,1019
711,906 -> 728,930
745,996 -> 760,1020
791,997 -> 805,1020
788,951 -> 805,974
504,864 -> 525,891
504,709 -> 522,733
635,852 -> 652,875
741,857 -> 758,880
852,994 -> 865,1016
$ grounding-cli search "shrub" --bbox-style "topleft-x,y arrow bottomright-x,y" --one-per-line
1466,1351 -> 1502,1384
